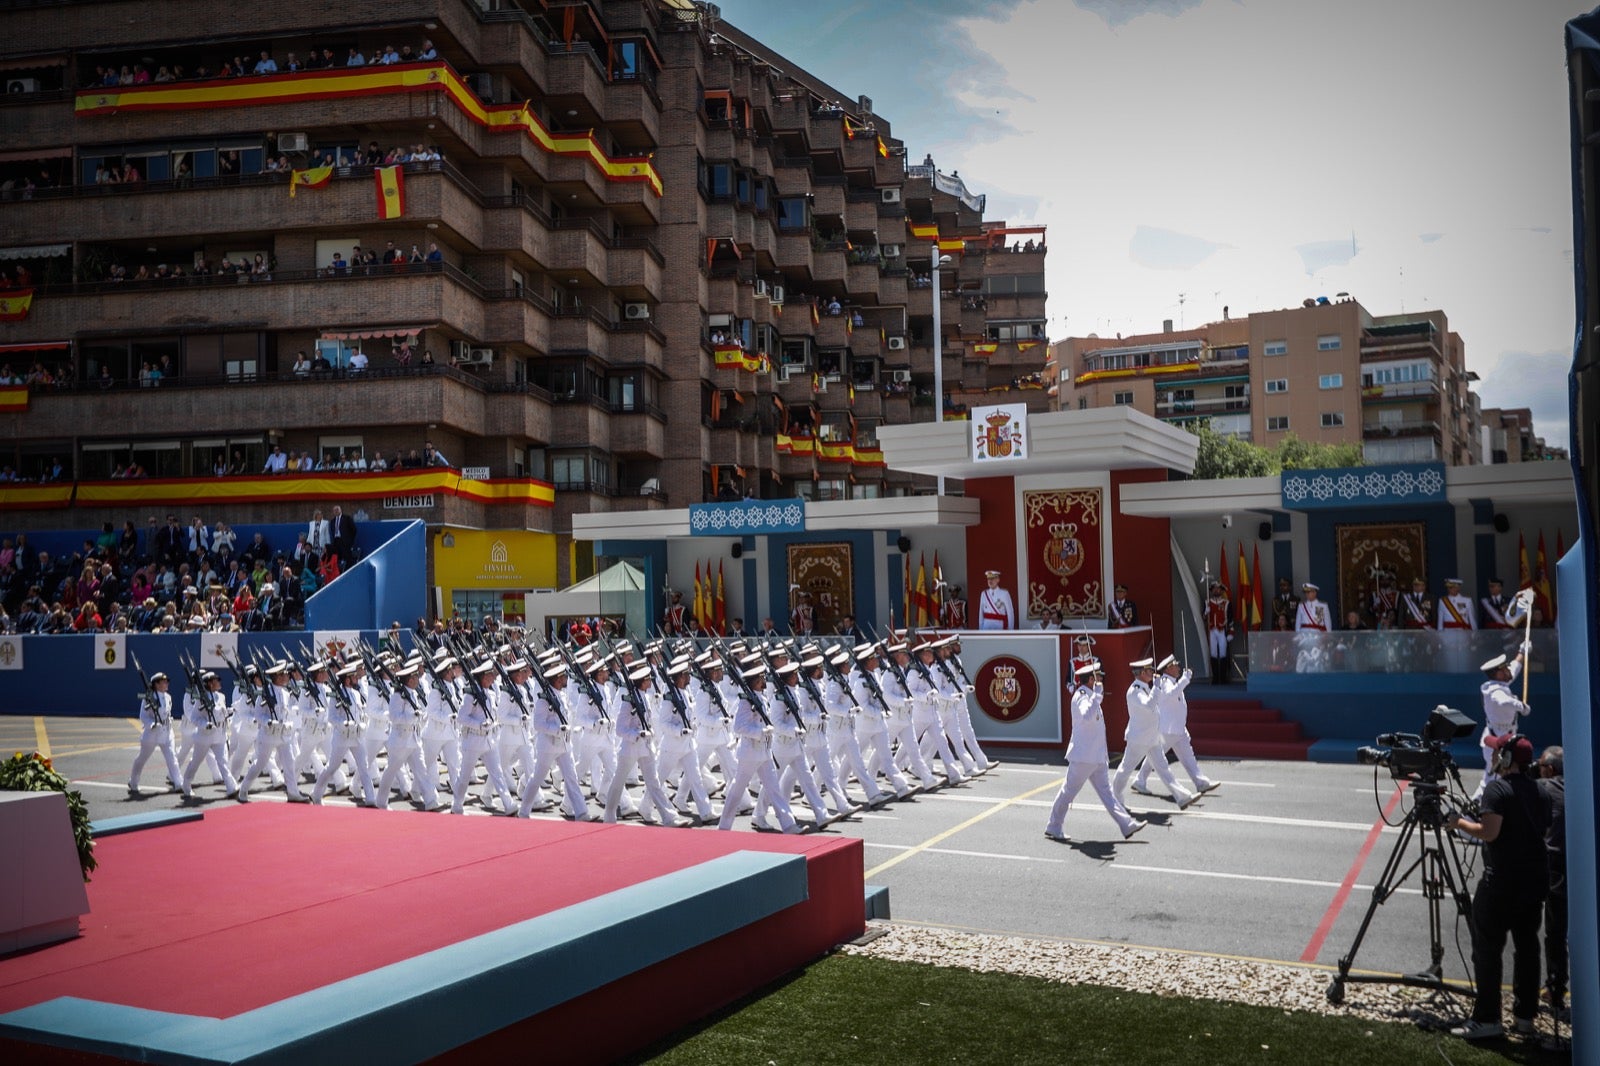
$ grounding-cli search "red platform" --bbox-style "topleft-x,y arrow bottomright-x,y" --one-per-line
0,804 -> 863,1065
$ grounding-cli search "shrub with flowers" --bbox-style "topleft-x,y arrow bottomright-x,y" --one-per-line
0,751 -> 96,881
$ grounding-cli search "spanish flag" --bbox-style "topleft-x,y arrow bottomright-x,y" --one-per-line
876,135 -> 888,158
374,165 -> 405,219
289,165 -> 332,198
0,288 -> 34,322
0,384 -> 28,411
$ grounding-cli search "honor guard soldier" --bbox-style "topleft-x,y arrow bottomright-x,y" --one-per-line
717,665 -> 802,833
1045,661 -> 1145,842
376,663 -> 431,810
977,570 -> 1015,630
129,671 -> 181,795
1473,645 -> 1532,803
1134,655 -> 1219,797
906,641 -> 967,787
238,661 -> 305,802
1436,578 -> 1477,631
419,654 -> 462,803
1204,582 -> 1234,684
664,591 -> 688,636
1107,583 -> 1137,629
1479,578 -> 1514,630
824,648 -> 891,807
1112,658 -> 1196,809
941,586 -> 967,629
757,662 -> 836,830
1401,576 -> 1433,630
850,643 -> 915,800
181,671 -> 238,799
1069,633 -> 1098,679
1370,571 -> 1400,622
1294,582 -> 1330,632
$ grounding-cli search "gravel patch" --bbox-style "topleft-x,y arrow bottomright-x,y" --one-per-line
843,923 -> 1566,1041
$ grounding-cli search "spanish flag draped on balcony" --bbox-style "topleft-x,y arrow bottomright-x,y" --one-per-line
0,289 -> 34,322
374,165 -> 405,219
0,384 -> 28,411
289,165 -> 332,198
876,135 -> 888,158
909,222 -> 939,242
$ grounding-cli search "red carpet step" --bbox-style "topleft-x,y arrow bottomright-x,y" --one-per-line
1184,696 -> 1311,761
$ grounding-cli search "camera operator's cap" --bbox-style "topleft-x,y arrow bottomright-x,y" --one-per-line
800,655 -> 825,669
1301,582 -> 1319,591
1156,654 -> 1177,670
542,663 -> 567,680
1487,732 -> 1535,766
1074,661 -> 1101,677
1129,657 -> 1155,669
1480,653 -> 1510,673
628,665 -> 654,683
149,671 -> 168,683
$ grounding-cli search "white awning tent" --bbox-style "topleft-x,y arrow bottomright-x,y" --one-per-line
524,560 -> 647,634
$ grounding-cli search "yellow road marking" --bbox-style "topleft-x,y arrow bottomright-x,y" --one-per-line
45,743 -> 141,759
864,779 -> 1061,879
33,717 -> 51,760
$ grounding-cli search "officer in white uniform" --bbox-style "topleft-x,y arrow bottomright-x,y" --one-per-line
976,569 -> 1016,630
1473,645 -> 1532,803
717,666 -> 801,834
907,642 -> 966,786
238,661 -> 305,802
129,671 -> 182,794
520,663 -> 595,820
1111,657 -> 1195,809
1133,654 -> 1219,797
1045,661 -> 1145,841
881,642 -> 941,790
181,671 -> 238,799
418,655 -> 462,803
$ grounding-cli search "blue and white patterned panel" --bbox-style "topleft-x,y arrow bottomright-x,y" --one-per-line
1280,462 -> 1447,510
689,498 -> 807,536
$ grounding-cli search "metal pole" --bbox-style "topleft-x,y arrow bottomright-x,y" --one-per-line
931,254 -> 945,494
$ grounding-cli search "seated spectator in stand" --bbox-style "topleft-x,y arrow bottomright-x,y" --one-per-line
232,584 -> 255,619
242,532 -> 271,567
318,551 -> 341,584
263,443 -> 288,473
224,558 -> 248,595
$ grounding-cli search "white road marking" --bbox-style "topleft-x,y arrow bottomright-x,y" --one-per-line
74,780 -> 166,794
921,790 -> 1389,832
864,842 -> 1066,864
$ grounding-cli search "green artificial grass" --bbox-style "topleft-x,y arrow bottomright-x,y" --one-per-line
630,953 -> 1570,1065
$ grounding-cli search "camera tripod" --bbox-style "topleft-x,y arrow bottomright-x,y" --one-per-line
1326,779 -> 1475,1005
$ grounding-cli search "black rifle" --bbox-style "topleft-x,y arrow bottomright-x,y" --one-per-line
519,653 -> 569,729
818,650 -> 864,713
491,653 -> 533,722
247,647 -> 282,724
754,645 -> 806,733
356,639 -> 395,703
295,641 -> 327,711
796,658 -> 830,725
724,653 -> 775,729
540,634 -> 609,722
130,650 -> 167,726
221,650 -> 262,707
660,668 -> 694,732
691,654 -> 731,721
178,651 -> 219,728
617,658 -> 652,729
418,646 -> 461,716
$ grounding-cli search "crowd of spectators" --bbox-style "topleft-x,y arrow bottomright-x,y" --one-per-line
88,40 -> 440,91
0,510 -> 365,635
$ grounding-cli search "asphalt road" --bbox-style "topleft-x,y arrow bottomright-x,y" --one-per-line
7,715 -> 1489,993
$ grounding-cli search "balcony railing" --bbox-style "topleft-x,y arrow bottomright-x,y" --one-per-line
1362,419 -> 1441,438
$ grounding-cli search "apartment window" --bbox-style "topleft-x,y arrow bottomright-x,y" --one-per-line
1265,378 -> 1288,393
1077,397 -> 1088,410
1264,340 -> 1288,356
1321,412 -> 1345,428
1317,334 -> 1343,351
776,197 -> 809,231
1319,373 -> 1343,389
1224,384 -> 1249,399
1267,416 -> 1290,432
1113,391 -> 1134,406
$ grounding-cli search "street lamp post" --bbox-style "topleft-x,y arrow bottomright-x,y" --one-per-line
929,253 -> 953,494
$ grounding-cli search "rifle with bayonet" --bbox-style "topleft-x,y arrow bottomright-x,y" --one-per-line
178,650 -> 219,728
540,633 -> 609,722
356,639 -> 395,703
691,649 -> 731,721
754,643 -> 806,733
817,647 -> 864,714
418,644 -> 461,716
130,650 -> 168,726
723,647 -> 775,729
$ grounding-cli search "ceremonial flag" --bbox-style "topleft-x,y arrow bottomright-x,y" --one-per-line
811,301 -> 821,326
715,561 -> 726,636
0,288 -> 34,322
374,165 -> 405,219
1555,531 -> 1565,619
692,561 -> 704,632
1250,542 -> 1264,630
915,553 -> 930,627
876,135 -> 888,158
1535,533 -> 1554,622
842,117 -> 856,140
1218,542 -> 1231,604
903,552 -> 912,629
1518,532 -> 1530,589
1236,543 -> 1251,629
0,384 -> 28,412
289,165 -> 332,197
932,551 -> 943,628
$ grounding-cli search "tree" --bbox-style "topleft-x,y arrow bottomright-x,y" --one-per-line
1185,423 -> 1363,480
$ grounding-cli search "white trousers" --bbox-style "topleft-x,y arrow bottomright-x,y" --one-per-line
1045,761 -> 1138,837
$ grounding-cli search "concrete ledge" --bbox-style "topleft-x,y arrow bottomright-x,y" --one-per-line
89,810 -> 204,838
864,885 -> 892,921
0,850 -> 808,1066
0,792 -> 89,956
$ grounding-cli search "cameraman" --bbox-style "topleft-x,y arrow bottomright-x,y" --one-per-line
1446,733 -> 1552,1041
1538,745 -> 1567,1021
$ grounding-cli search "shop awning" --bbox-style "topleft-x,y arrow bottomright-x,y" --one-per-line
320,325 -> 427,340
0,244 -> 69,261
0,340 -> 69,353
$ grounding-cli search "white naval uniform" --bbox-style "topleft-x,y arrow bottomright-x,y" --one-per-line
1474,658 -> 1530,802
1134,668 -> 1215,793
653,681 -> 714,821
1111,679 -> 1195,807
238,682 -> 303,801
376,686 -> 431,809
604,686 -> 680,824
129,689 -> 182,792
879,663 -> 939,789
757,681 -> 832,828
181,688 -> 238,797
906,661 -> 966,785
932,659 -> 982,776
569,678 -> 627,810
521,684 -> 592,820
313,685 -> 377,806
1045,681 -> 1140,838
451,681 -> 514,814
823,672 -> 888,805
977,586 -> 1016,630
418,677 -> 461,795
849,667 -> 911,798
779,676 -> 853,817
716,686 -> 798,833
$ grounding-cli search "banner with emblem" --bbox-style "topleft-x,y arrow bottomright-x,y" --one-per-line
785,542 -> 853,636
0,634 -> 22,670
963,633 -> 1062,743
94,633 -> 126,670
312,630 -> 361,663
374,165 -> 405,219
1022,488 -> 1104,621
200,631 -> 239,670
969,403 -> 1028,463
1334,522 -> 1426,624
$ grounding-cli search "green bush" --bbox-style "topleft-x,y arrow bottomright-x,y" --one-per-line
0,751 -> 96,881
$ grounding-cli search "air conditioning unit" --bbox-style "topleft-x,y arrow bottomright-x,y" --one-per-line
277,132 -> 309,153
463,348 -> 495,366
891,370 -> 912,384
886,336 -> 907,351
708,313 -> 733,328
449,339 -> 472,362
753,278 -> 768,297
7,78 -> 40,94
881,244 -> 902,259
624,302 -> 651,320
771,284 -> 785,304
881,188 -> 901,204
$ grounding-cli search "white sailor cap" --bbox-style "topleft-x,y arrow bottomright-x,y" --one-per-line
1156,654 -> 1177,671
433,656 -> 457,671
670,653 -> 693,667
150,671 -> 169,683
469,660 -> 497,676
1074,660 -> 1101,677
264,660 -> 290,676
543,663 -> 567,680
694,650 -> 715,665
740,652 -> 765,668
776,661 -> 800,676
800,642 -> 820,656
1302,582 -> 1319,592
392,664 -> 420,680
829,651 -> 852,668
243,664 -> 261,677
201,670 -> 219,682
573,647 -> 595,664
506,659 -> 531,673
584,659 -> 609,676
644,641 -> 665,656
913,641 -> 937,655
536,648 -> 561,662
741,664 -> 768,680
667,661 -> 691,677
307,660 -> 331,674
1480,654 -> 1510,673
337,662 -> 363,678
800,655 -> 825,669
628,665 -> 654,683
1129,657 -> 1155,669
933,635 -> 957,648
613,641 -> 633,655
885,641 -> 909,654
853,642 -> 878,657
984,569 -> 1001,578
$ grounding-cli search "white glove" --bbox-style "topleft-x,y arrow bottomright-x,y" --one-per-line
963,684 -> 976,695
1520,640 -> 1532,656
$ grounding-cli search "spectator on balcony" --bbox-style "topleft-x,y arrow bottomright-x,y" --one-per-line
401,448 -> 425,467
342,449 -> 367,472
419,348 -> 436,368
212,521 -> 236,557
423,441 -> 450,468
263,443 -> 289,474
425,242 -> 444,266
304,47 -> 326,70
346,48 -> 367,67
348,350 -> 369,374
284,53 -> 301,73
117,64 -> 135,85
292,351 -> 312,377
224,448 -> 246,475
826,298 -> 842,316
420,39 -> 438,60
253,51 -> 278,75
368,450 -> 390,471
377,45 -> 400,65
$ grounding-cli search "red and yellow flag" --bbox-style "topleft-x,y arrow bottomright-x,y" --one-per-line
1518,532 -> 1531,589
0,288 -> 34,322
914,553 -> 930,627
374,165 -> 405,219
876,135 -> 888,158
1250,542 -> 1264,630
0,384 -> 28,411
1535,533 -> 1554,622
714,561 -> 726,636
289,166 -> 332,198
692,561 -> 704,631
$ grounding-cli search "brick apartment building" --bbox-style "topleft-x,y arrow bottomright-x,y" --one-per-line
1049,297 -> 1495,466
0,0 -> 1047,576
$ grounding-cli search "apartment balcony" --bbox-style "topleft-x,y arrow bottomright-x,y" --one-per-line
1155,396 -> 1250,417
846,262 -> 880,299
603,80 -> 661,145
878,271 -> 908,308
812,245 -> 846,284
844,197 -> 878,233
548,220 -> 611,287
483,290 -> 553,352
609,406 -> 667,458
812,184 -> 845,218
607,236 -> 665,301
1360,380 -> 1441,403
775,231 -> 814,274
773,158 -> 812,197
708,424 -> 759,469
1363,419 -> 1442,440
483,386 -> 556,442
815,315 -> 850,348
545,48 -> 611,121
609,321 -> 666,373
549,307 -> 613,353
480,19 -> 552,89
549,397 -> 614,449
906,283 -> 932,318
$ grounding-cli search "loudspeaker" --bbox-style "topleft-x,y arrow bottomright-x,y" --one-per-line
1258,521 -> 1272,542
1493,513 -> 1510,533
731,542 -> 742,558
896,535 -> 911,553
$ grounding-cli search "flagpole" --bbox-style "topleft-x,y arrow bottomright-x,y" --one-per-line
1520,590 -> 1534,708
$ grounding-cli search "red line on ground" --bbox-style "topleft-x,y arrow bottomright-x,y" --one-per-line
1299,781 -> 1409,963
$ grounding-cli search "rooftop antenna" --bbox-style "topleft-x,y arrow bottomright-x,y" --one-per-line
1177,292 -> 1187,329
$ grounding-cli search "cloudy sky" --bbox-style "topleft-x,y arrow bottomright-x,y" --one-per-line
716,0 -> 1585,448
